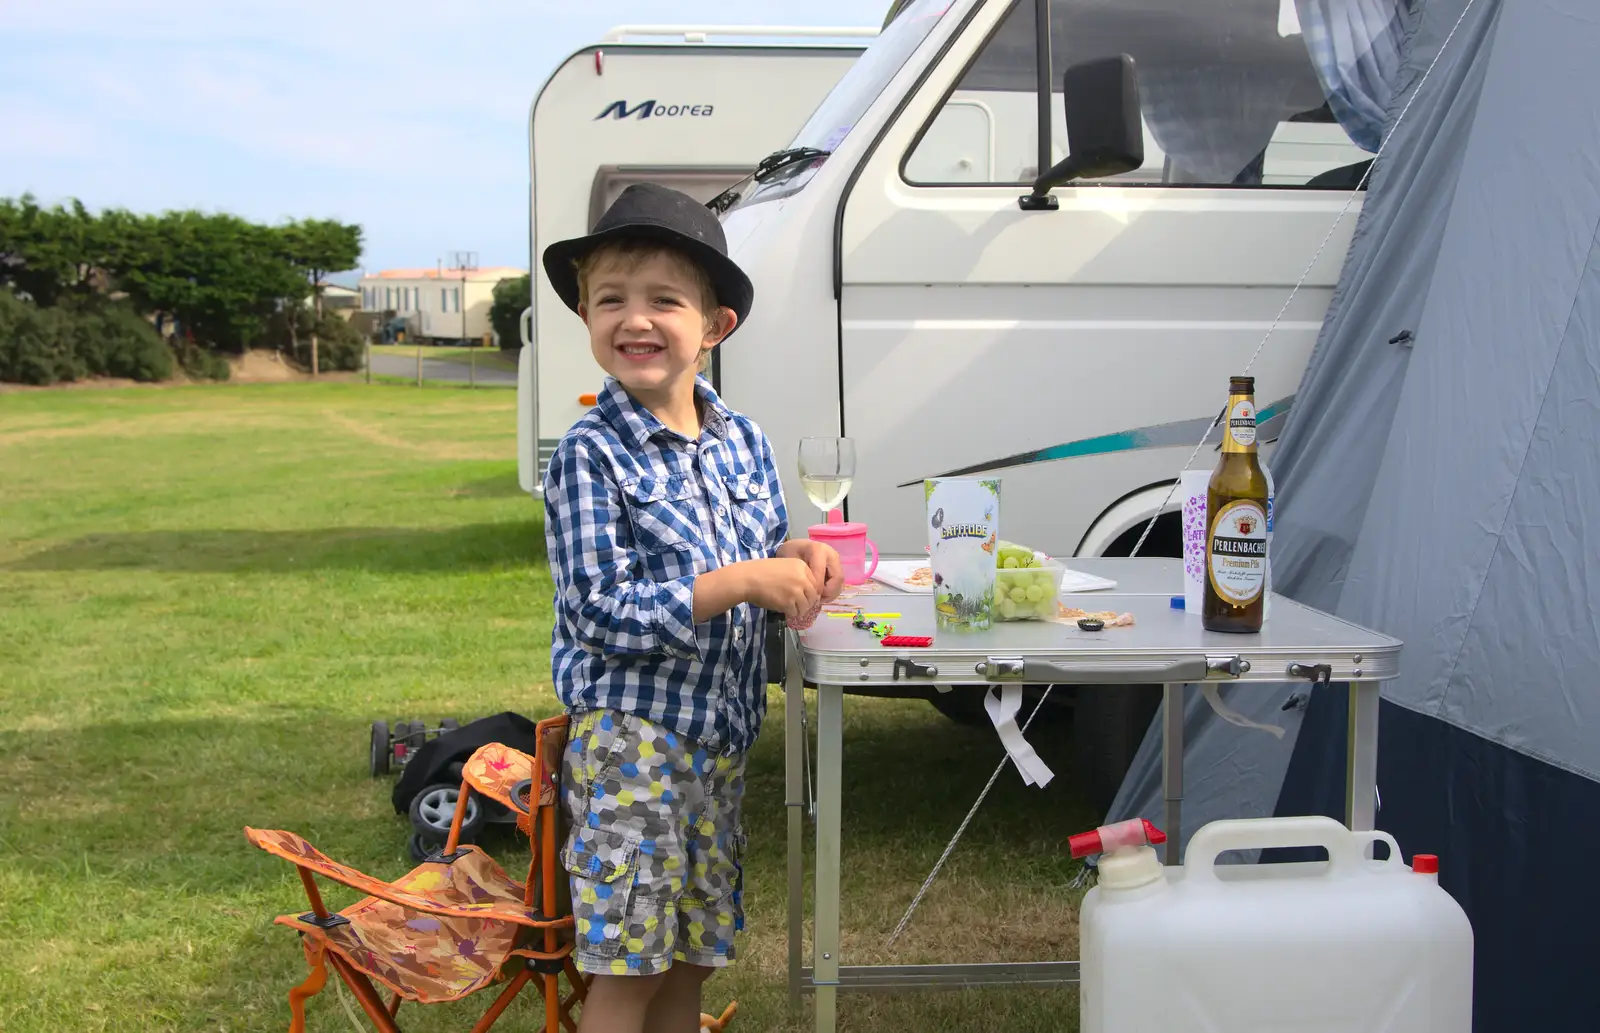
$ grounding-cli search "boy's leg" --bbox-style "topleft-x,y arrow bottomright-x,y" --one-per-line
576,972 -> 665,1033
644,962 -> 713,1033
560,710 -> 705,1031
664,749 -> 748,1028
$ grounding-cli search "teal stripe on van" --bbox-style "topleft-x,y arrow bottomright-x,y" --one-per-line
895,395 -> 1294,486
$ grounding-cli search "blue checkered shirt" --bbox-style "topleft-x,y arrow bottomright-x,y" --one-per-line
543,375 -> 790,755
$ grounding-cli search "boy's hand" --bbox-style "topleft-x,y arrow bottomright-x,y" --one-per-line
777,538 -> 844,601
741,557 -> 821,618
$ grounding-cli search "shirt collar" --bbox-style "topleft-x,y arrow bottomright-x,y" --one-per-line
597,375 -> 731,450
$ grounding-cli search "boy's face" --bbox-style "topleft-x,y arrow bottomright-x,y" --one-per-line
579,250 -> 733,403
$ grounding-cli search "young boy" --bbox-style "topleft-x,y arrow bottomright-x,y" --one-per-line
540,182 -> 843,1033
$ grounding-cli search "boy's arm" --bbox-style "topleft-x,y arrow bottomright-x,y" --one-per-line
545,438 -> 712,660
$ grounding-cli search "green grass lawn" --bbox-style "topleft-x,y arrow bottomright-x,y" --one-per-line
369,344 -> 519,373
0,381 -> 1096,1032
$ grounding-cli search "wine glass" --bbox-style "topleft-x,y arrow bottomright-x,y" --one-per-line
797,437 -> 855,523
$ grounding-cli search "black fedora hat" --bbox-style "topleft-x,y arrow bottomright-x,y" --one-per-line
541,182 -> 754,332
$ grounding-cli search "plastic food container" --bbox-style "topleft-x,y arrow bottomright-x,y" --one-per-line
995,557 -> 1063,621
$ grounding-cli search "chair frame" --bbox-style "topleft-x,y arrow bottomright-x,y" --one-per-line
249,714 -> 588,1033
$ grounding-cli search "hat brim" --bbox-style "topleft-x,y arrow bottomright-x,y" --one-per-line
541,223 -> 754,336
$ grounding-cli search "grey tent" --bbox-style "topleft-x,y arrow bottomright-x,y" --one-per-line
1108,0 -> 1600,1027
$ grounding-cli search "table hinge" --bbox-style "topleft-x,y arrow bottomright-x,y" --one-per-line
1205,655 -> 1250,678
975,656 -> 1025,680
893,657 -> 939,680
1288,662 -> 1334,685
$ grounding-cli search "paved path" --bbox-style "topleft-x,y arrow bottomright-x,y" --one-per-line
369,353 -> 516,385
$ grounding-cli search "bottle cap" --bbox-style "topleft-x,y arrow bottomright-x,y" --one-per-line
1170,595 -> 1185,609
1412,854 -> 1439,874
1068,818 -> 1167,859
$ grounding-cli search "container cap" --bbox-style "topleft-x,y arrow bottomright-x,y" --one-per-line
1069,818 -> 1167,859
808,521 -> 869,538
1412,853 -> 1439,874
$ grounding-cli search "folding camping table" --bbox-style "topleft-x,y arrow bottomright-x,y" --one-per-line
781,556 -> 1403,1032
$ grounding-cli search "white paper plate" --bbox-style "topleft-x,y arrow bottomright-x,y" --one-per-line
869,558 -> 1117,594
1058,568 -> 1118,593
870,560 -> 934,593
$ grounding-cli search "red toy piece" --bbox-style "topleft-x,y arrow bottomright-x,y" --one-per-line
881,635 -> 933,647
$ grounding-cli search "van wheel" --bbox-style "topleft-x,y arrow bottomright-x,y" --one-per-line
926,689 -> 989,726
1072,684 -> 1162,816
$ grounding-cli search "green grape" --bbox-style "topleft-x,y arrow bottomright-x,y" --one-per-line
1026,584 -> 1045,603
1009,586 -> 1028,603
1000,598 -> 1018,619
1003,556 -> 1020,569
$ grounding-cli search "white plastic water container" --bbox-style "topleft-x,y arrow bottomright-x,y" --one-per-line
1078,816 -> 1474,1033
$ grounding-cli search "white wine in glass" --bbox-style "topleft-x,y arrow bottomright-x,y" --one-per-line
797,437 -> 855,517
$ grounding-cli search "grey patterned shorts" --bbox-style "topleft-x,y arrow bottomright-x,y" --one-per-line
560,708 -> 748,976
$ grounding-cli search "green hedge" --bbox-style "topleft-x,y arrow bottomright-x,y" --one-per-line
0,291 -> 177,386
172,338 -> 231,382
259,305 -> 365,373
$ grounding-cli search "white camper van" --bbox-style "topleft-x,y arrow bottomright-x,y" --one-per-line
520,2 -> 1379,808
517,25 -> 874,495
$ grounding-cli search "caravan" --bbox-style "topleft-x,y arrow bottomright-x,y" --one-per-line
517,24 -> 875,495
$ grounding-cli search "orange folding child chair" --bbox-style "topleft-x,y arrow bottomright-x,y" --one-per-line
245,713 -> 739,1033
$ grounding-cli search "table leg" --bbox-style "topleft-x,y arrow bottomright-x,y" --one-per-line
1346,681 -> 1380,833
1161,683 -> 1184,865
813,685 -> 843,1033
785,633 -> 805,1010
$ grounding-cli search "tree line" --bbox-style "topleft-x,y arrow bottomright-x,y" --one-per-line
0,194 -> 364,385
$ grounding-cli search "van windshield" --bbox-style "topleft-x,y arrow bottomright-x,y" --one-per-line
727,0 -> 953,211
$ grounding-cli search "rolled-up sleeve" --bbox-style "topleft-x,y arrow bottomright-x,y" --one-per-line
544,438 -> 702,661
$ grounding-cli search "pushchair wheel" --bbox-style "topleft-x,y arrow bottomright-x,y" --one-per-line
440,717 -> 460,732
370,720 -> 390,776
407,831 -> 432,862
409,783 -> 486,844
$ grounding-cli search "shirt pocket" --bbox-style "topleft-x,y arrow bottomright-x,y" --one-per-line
621,475 -> 698,555
726,472 -> 777,553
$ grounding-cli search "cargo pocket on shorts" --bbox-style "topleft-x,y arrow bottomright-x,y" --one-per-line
561,825 -> 641,960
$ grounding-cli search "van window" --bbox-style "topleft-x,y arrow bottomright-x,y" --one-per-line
590,167 -> 753,231
726,0 -> 952,213
904,0 -> 1397,189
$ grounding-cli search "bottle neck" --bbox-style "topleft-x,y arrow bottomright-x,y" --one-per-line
1221,391 -> 1258,455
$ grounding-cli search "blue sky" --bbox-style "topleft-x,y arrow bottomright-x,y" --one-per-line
0,1 -> 883,280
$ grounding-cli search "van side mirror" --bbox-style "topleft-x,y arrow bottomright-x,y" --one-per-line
1021,54 -> 1144,210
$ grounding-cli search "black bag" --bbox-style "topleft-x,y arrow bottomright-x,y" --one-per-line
391,710 -> 542,816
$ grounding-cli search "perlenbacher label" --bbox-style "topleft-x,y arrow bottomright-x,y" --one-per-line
1208,498 -> 1267,605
